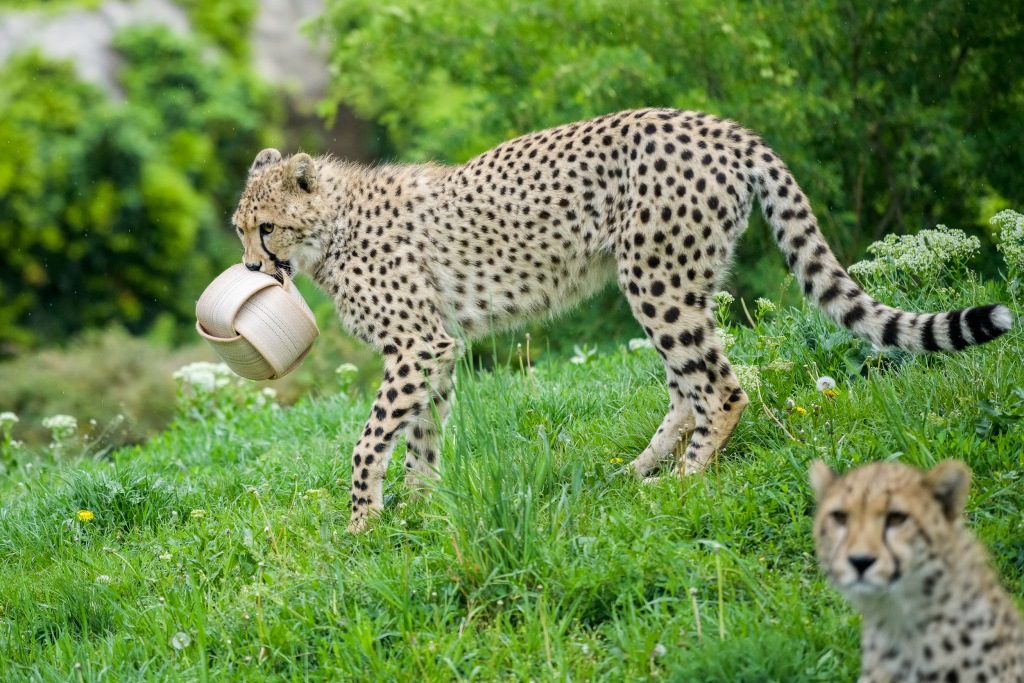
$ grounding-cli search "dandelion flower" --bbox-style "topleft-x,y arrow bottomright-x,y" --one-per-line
77,510 -> 95,522
816,376 -> 836,392
609,457 -> 624,464
793,405 -> 807,415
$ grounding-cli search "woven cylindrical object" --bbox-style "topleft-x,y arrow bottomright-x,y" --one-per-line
195,264 -> 319,380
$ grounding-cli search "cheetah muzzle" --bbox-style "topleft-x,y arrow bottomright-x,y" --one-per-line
230,108 -> 1013,534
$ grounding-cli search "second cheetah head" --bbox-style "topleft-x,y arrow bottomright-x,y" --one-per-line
231,149 -> 328,283
809,459 -> 970,605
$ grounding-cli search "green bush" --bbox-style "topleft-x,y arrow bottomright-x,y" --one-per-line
0,26 -> 280,351
316,0 -> 1024,266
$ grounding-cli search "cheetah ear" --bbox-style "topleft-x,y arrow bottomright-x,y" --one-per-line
251,148 -> 282,174
809,460 -> 837,502
287,153 -> 317,194
923,459 -> 971,522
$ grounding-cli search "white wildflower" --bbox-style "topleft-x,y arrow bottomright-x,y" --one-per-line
991,209 -> 1024,274
849,225 -> 980,282
42,414 -> 77,434
733,364 -> 760,393
762,358 -> 794,374
627,337 -> 653,351
96,575 -> 112,585
651,643 -> 667,658
712,290 -> 735,308
189,509 -> 206,519
569,344 -> 597,364
715,328 -> 736,350
173,362 -> 233,392
335,363 -> 359,377
755,297 -> 776,314
815,376 -> 836,392
0,412 -> 18,427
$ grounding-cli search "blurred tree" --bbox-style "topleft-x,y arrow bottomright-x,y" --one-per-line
317,0 -> 1024,260
0,27 -> 280,351
315,0 -> 1022,350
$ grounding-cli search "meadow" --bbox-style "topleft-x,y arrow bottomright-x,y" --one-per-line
0,219 -> 1022,682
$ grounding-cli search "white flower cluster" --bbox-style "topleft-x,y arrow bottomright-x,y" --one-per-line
252,387 -> 280,410
0,412 -> 17,428
715,327 -> 736,351
732,364 -> 760,393
627,337 -> 654,352
849,225 -> 980,282
991,209 -> 1024,274
712,290 -> 735,309
172,362 -> 234,392
42,414 -> 77,433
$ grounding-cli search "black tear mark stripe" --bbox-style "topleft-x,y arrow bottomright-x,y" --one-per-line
260,231 -> 293,276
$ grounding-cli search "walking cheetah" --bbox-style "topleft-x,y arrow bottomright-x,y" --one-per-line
230,108 -> 1012,532
810,459 -> 1024,682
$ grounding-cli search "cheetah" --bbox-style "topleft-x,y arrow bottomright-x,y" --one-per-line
810,459 -> 1024,682
230,108 -> 1012,532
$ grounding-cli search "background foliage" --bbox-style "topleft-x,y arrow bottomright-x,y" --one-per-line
0,23 -> 277,350
317,0 -> 1024,261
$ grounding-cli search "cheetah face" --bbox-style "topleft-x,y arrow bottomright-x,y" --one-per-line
809,460 -> 969,602
231,149 -> 323,283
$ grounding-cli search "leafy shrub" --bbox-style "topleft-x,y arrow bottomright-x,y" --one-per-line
317,0 -> 1024,271
0,26 -> 280,351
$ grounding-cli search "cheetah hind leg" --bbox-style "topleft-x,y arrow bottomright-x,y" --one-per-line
671,364 -> 749,480
629,377 -> 696,478
402,385 -> 452,501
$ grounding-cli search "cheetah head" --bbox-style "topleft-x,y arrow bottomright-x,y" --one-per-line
809,459 -> 970,604
231,149 -> 326,283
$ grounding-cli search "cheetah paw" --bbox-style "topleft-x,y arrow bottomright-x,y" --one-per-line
347,517 -> 370,534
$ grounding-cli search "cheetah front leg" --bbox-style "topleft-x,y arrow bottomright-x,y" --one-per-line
347,339 -> 456,533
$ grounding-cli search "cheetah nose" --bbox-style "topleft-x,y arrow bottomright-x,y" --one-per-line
848,554 -> 877,576
245,262 -> 262,272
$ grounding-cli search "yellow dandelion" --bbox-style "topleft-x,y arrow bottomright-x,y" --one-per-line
793,406 -> 807,415
822,388 -> 839,398
609,457 -> 624,464
77,509 -> 95,522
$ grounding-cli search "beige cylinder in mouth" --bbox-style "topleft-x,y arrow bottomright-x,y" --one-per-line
195,264 -> 319,380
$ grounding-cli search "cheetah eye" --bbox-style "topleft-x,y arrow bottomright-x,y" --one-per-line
885,511 -> 908,529
259,223 -> 275,236
829,510 -> 848,526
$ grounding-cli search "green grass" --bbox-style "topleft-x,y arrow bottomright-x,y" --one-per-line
0,276 -> 1022,682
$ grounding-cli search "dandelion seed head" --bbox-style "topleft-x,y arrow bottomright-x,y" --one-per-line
815,376 -> 836,392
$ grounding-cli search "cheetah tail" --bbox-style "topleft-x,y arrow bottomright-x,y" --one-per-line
752,156 -> 1012,352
